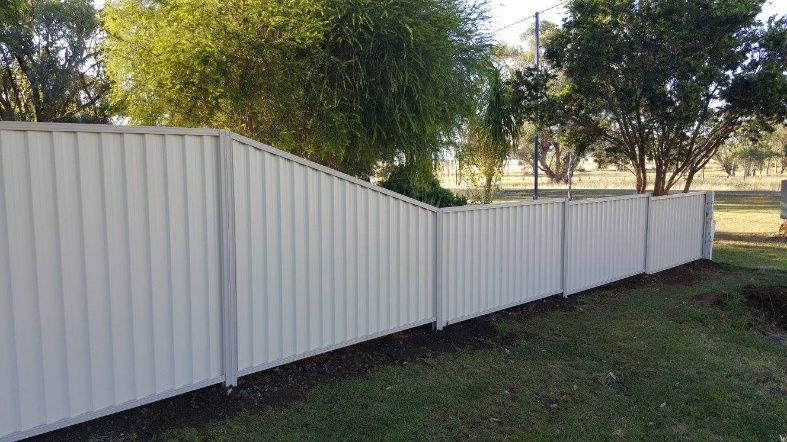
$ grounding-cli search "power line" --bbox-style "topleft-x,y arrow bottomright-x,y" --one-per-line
492,0 -> 568,33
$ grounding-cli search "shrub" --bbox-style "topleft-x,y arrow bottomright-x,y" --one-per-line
380,165 -> 466,208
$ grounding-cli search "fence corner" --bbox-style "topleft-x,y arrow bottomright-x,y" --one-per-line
561,199 -> 570,298
702,191 -> 715,260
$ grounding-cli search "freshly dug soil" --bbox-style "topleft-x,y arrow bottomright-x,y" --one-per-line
35,261 -> 716,441
742,285 -> 787,330
599,259 -> 722,291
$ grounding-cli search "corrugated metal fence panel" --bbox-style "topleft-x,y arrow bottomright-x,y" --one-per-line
232,139 -> 436,375
646,192 -> 706,273
565,195 -> 648,295
440,201 -> 564,325
0,128 -> 224,439
0,122 -> 714,440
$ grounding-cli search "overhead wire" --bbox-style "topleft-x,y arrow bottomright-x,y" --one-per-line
491,0 -> 568,33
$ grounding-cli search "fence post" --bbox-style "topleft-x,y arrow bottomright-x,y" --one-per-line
643,193 -> 652,274
561,199 -> 570,298
433,209 -> 444,330
702,191 -> 715,260
218,130 -> 238,387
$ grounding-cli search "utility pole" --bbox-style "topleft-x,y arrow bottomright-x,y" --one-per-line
533,11 -> 540,200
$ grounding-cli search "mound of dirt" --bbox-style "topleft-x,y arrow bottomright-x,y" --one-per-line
742,285 -> 787,331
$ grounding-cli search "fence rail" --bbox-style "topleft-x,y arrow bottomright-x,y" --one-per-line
0,123 -> 714,441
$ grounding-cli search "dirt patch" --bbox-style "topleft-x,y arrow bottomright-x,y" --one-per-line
646,260 -> 723,286
594,260 -> 721,292
693,291 -> 726,309
742,285 -> 787,331
37,295 -> 572,441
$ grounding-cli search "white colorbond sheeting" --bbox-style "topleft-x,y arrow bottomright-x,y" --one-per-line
232,138 -> 436,375
0,127 -> 224,440
646,192 -> 706,274
0,122 -> 714,440
439,200 -> 563,325
565,195 -> 649,295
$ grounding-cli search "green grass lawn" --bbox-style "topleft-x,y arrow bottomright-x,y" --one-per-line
713,191 -> 786,271
156,192 -> 787,441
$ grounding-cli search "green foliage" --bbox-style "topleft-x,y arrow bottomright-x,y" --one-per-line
0,0 -> 109,122
497,23 -> 584,184
715,122 -> 786,176
380,163 -> 466,208
103,0 -> 490,180
735,140 -> 776,175
545,0 -> 787,195
463,67 -> 518,203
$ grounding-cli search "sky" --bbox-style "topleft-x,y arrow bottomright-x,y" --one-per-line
488,0 -> 787,48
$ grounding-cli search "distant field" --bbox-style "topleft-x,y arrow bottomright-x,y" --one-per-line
439,163 -> 786,194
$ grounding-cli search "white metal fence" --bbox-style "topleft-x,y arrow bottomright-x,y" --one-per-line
231,135 -> 436,378
646,193 -> 708,273
0,123 -> 714,441
564,194 -> 650,295
438,200 -> 564,325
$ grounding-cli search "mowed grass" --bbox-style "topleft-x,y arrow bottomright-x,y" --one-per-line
159,192 -> 787,441
713,191 -> 787,271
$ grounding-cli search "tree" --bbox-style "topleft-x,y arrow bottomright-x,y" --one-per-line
0,0 -> 109,122
761,124 -> 787,173
494,21 -> 580,183
736,141 -> 775,176
546,0 -> 787,195
463,67 -> 518,203
714,140 -> 739,177
103,0 -> 490,183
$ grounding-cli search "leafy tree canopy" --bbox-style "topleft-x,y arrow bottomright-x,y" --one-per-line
545,0 -> 787,195
103,0 -> 490,181
1,0 -> 109,122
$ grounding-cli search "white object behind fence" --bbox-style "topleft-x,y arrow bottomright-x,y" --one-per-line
564,195 -> 649,295
0,123 -> 714,441
231,136 -> 436,376
646,192 -> 706,273
0,126 -> 224,440
439,201 -> 563,326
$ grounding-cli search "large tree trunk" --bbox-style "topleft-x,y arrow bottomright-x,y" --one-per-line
682,171 -> 696,193
633,151 -> 648,193
652,164 -> 667,196
635,170 -> 645,193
